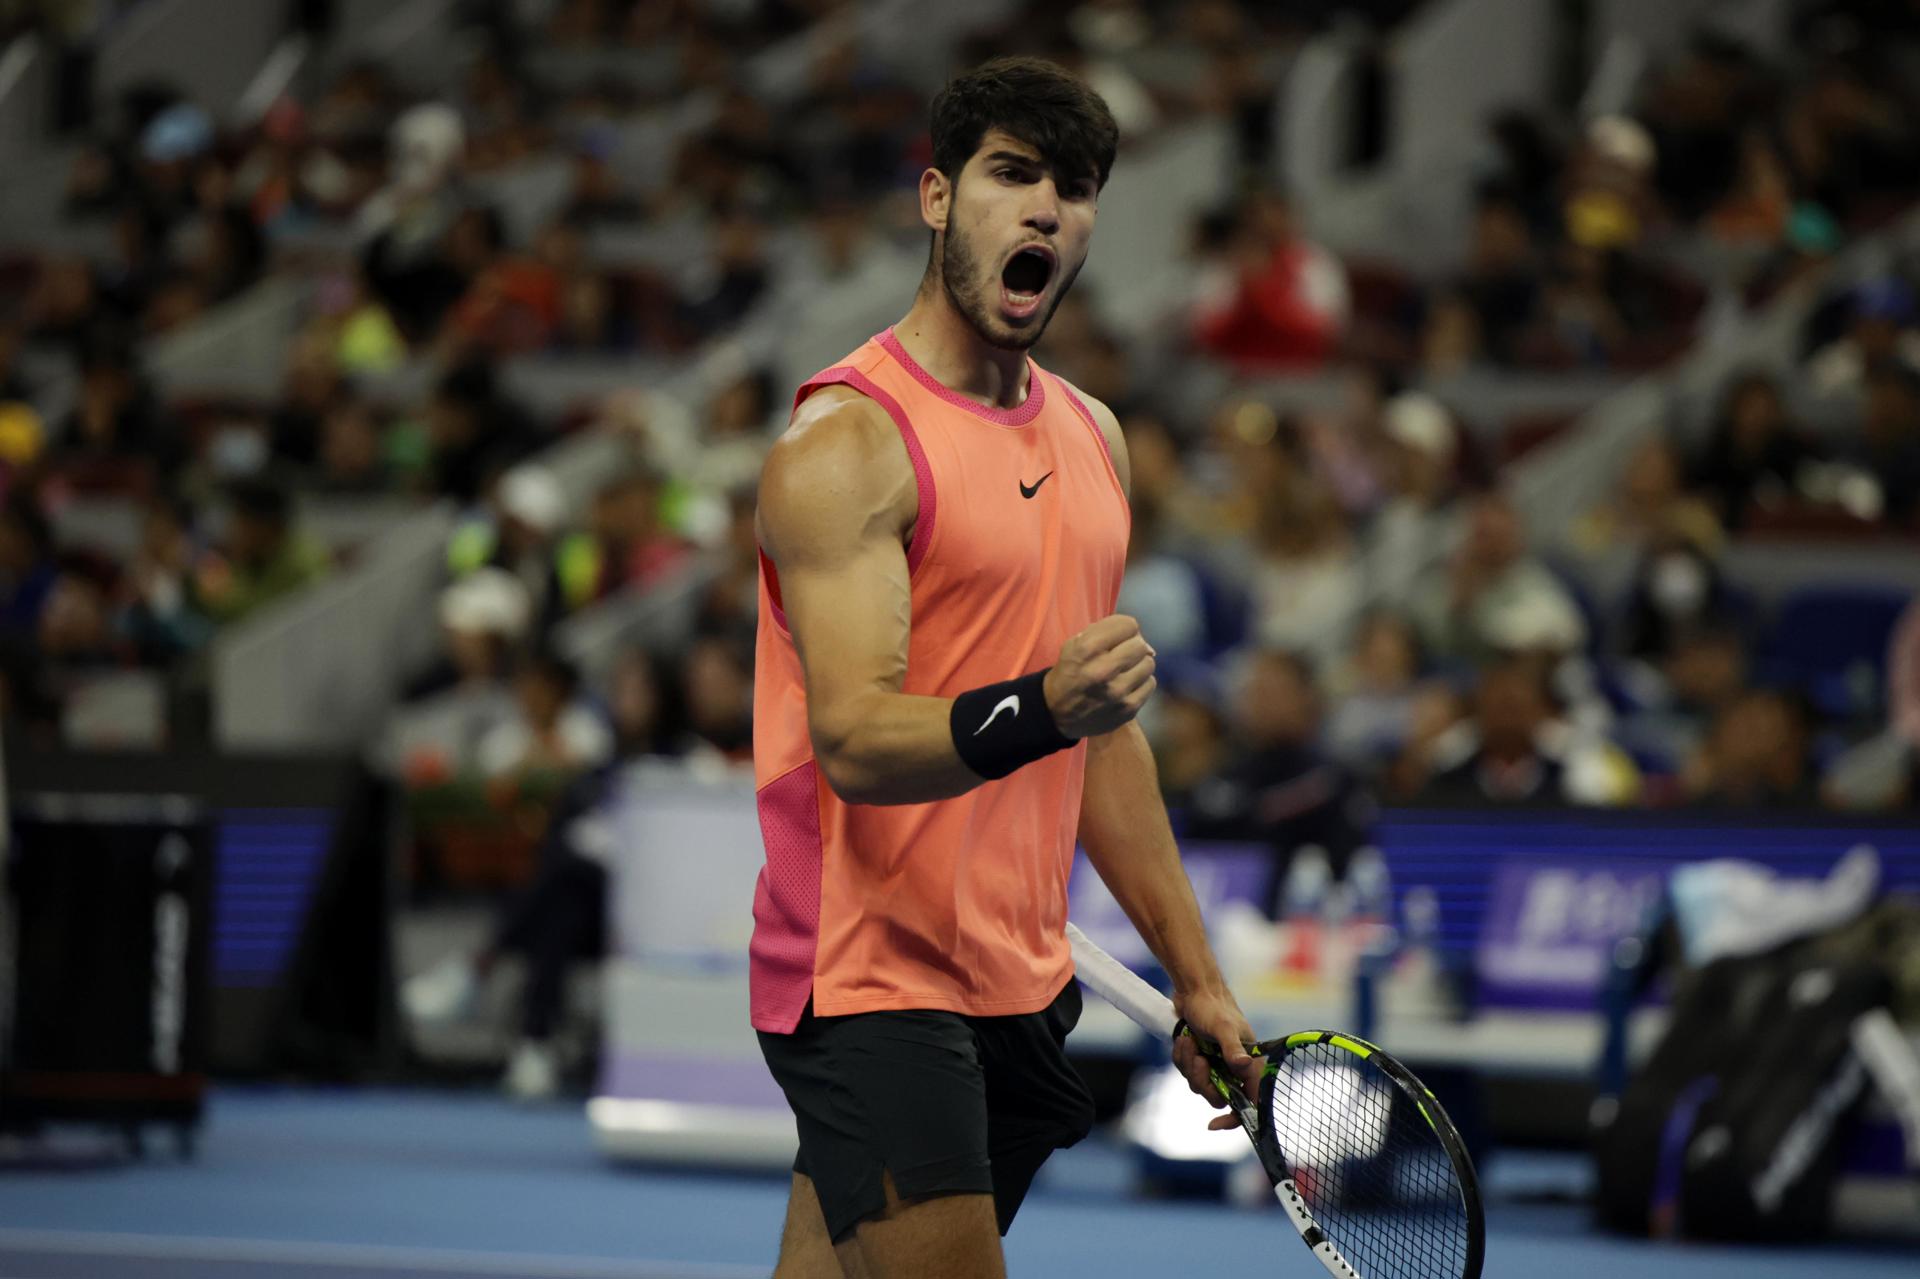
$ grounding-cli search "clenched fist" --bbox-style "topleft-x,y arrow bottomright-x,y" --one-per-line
1044,615 -> 1156,739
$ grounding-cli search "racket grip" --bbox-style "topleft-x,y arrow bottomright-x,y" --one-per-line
1066,922 -> 1180,1040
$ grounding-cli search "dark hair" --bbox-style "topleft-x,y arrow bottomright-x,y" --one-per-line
229,479 -> 291,527
523,649 -> 580,698
1864,356 -> 1920,399
1,494 -> 50,554
929,57 -> 1118,192
435,358 -> 496,411
1251,647 -> 1317,693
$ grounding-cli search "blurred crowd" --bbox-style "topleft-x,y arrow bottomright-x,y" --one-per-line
0,0 -> 1917,845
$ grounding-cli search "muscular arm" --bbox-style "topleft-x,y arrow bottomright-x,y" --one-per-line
1067,385 -> 1261,1100
757,387 -> 982,806
762,386 -> 1155,806
1078,723 -> 1228,1002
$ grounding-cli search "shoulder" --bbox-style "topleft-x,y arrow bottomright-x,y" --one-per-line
762,385 -> 913,493
1049,373 -> 1130,500
758,384 -> 917,549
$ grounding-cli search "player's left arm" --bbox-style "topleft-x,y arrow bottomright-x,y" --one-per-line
1067,384 -> 1261,1120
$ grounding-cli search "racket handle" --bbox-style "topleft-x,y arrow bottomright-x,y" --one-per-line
1066,922 -> 1180,1040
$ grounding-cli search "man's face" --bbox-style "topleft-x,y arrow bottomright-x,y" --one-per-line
230,513 -> 277,566
1238,657 -> 1317,746
923,130 -> 1098,351
1478,667 -> 1547,753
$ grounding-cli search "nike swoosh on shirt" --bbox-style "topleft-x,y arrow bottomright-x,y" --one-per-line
974,694 -> 1020,735
1019,472 -> 1053,499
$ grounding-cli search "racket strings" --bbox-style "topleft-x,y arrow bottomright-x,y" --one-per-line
1268,1043 -> 1470,1279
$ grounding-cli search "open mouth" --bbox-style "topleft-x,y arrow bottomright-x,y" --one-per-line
1000,246 -> 1056,320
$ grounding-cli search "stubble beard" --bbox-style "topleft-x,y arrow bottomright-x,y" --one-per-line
936,218 -> 1081,353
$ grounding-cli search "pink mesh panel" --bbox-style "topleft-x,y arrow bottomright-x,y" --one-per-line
749,761 -> 825,1033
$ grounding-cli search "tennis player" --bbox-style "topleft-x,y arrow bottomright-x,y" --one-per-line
750,57 -> 1260,1278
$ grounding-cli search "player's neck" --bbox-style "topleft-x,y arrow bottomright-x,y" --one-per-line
893,291 -> 1031,411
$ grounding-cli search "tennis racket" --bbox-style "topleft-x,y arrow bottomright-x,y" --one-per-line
1067,923 -> 1485,1279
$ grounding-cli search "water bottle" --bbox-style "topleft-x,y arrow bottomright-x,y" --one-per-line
1277,845 -> 1331,983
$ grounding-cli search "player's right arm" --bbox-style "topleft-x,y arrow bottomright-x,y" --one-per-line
757,388 -> 1154,806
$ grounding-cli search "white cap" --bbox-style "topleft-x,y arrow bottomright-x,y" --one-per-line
439,567 -> 531,638
1587,114 -> 1655,173
1384,392 -> 1456,462
391,102 -> 465,195
1483,590 -> 1587,654
498,465 -> 565,534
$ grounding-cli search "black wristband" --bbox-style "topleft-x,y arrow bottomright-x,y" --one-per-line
949,667 -> 1075,781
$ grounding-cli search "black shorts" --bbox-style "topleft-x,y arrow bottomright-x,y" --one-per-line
756,979 -> 1095,1243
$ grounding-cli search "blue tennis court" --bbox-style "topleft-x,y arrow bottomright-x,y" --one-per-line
0,1088 -> 1910,1279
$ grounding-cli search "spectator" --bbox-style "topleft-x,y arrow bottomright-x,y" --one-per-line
1615,624 -> 1752,780
1422,658 -> 1637,805
559,469 -> 688,610
423,359 -> 538,502
678,633 -> 753,765
1154,685 -> 1230,815
405,646 -> 677,1099
132,102 -> 214,233
1116,485 -> 1207,660
359,105 -> 475,341
269,332 -> 347,467
1562,115 -> 1660,259
35,566 -> 125,684
1530,243 -> 1631,368
551,263 -> 625,354
562,125 -> 643,224
314,396 -> 392,493
119,496 -> 212,662
0,318 -> 33,404
26,255 -> 101,350
1689,371 -> 1815,528
52,346 -> 169,490
1325,609 -> 1431,776
443,217 -> 575,357
449,464 -> 568,633
694,487 -> 763,652
3,565 -> 127,735
1302,362 -> 1396,522
1806,277 -> 1920,395
1457,187 -> 1539,365
0,496 -> 57,636
477,651 -> 614,779
683,367 -> 775,496
1364,392 -> 1462,610
1843,359 -> 1920,522
1247,464 -> 1363,671
1184,649 -> 1375,917
1190,190 -> 1349,372
1682,688 -> 1816,806
187,204 -> 267,307
1641,37 -> 1750,224
192,480 -> 331,624
390,568 -> 531,781
1705,128 -> 1793,250
1419,290 -> 1487,380
1614,529 -> 1743,662
1410,493 -> 1584,666
1572,435 -> 1724,566
674,208 -> 771,345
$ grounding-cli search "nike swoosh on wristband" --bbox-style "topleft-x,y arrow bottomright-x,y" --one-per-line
974,694 -> 1020,735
